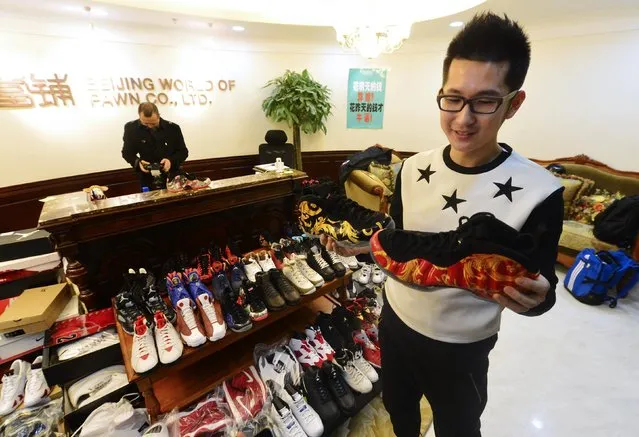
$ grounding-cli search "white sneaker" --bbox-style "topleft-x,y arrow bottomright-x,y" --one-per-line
57,328 -> 120,361
131,316 -> 159,374
371,265 -> 385,284
289,335 -> 323,368
242,256 -> 263,282
290,254 -> 324,288
258,348 -> 301,391
351,347 -> 379,383
304,326 -> 335,362
174,297 -> 207,348
0,359 -> 29,416
257,251 -> 277,272
23,356 -> 50,408
339,255 -> 360,271
353,265 -> 371,285
153,312 -> 183,365
282,258 -> 316,295
335,350 -> 372,394
67,365 -> 128,409
282,383 -> 323,437
271,395 -> 307,437
195,293 -> 227,341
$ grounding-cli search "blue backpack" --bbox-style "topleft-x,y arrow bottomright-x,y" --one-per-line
564,248 -> 639,308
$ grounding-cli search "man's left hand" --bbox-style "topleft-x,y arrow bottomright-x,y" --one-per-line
160,159 -> 171,172
493,275 -> 550,313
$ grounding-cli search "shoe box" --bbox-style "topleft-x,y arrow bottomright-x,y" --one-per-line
62,374 -> 139,433
0,228 -> 53,262
42,308 -> 122,387
0,282 -> 72,334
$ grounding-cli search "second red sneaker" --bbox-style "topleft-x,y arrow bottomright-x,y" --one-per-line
178,396 -> 233,437
352,329 -> 381,369
289,333 -> 324,368
222,366 -> 267,424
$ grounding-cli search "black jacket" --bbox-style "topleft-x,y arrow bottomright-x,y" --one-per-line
338,145 -> 393,185
121,118 -> 189,182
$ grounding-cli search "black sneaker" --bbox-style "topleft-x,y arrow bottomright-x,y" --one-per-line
297,191 -> 394,248
315,312 -> 347,353
320,361 -> 355,414
370,211 -> 539,300
138,268 -> 177,324
240,280 -> 269,321
255,272 -> 287,312
331,306 -> 361,344
220,287 -> 252,333
302,366 -> 341,426
269,269 -> 300,305
319,244 -> 346,278
305,242 -> 336,282
114,291 -> 147,335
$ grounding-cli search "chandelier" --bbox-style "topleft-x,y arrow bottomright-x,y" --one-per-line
335,23 -> 412,59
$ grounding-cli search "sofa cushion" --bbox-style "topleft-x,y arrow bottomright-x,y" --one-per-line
559,220 -> 617,252
562,163 -> 639,196
570,188 -> 625,225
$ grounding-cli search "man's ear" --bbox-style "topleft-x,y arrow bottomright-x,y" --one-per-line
505,90 -> 526,120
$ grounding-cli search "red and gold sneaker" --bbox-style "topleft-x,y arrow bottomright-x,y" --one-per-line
370,212 -> 540,300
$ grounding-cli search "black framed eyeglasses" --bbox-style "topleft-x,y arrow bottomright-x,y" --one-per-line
436,89 -> 519,114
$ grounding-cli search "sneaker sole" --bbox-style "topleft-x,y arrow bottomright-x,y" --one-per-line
370,231 -> 539,300
229,322 -> 253,333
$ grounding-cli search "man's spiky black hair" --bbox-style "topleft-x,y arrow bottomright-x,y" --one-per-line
443,12 -> 531,91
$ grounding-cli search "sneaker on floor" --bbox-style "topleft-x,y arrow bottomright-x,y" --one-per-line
289,253 -> 325,288
352,330 -> 381,370
56,328 -> 120,361
143,422 -> 171,437
334,349 -> 372,394
315,312 -> 347,353
258,348 -> 301,391
0,359 -> 29,416
306,243 -> 336,282
282,258 -> 316,295
178,396 -> 233,437
369,212 -> 540,300
131,315 -> 159,374
219,286 -> 252,333
289,333 -> 324,369
351,344 -> 379,383
23,356 -> 50,408
371,265 -> 385,284
270,393 -> 307,437
296,190 -> 394,248
154,311 -> 183,365
239,281 -> 269,322
352,265 -> 371,285
302,366 -> 341,427
243,255 -> 263,283
185,269 -> 227,341
255,272 -> 287,312
362,322 -> 380,349
304,326 -> 335,362
330,307 -> 360,350
167,272 -> 207,348
283,382 -> 324,437
269,269 -> 300,305
320,361 -> 355,414
222,366 -> 267,424
257,250 -> 278,272
114,290 -> 147,335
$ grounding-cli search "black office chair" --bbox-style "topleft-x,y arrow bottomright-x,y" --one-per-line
258,130 -> 295,168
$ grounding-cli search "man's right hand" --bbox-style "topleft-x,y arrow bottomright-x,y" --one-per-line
319,234 -> 370,257
139,160 -> 150,173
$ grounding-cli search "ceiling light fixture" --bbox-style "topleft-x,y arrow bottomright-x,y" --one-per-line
335,23 -> 411,59
449,21 -> 464,27
231,25 -> 245,32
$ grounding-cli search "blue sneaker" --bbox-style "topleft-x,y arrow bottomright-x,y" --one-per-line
211,272 -> 252,333
166,272 -> 206,348
184,269 -> 227,342
230,264 -> 248,293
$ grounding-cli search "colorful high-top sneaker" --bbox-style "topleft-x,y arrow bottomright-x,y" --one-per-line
166,272 -> 207,348
184,269 -> 227,342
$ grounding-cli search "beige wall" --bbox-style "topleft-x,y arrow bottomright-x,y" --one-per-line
1,15 -> 638,187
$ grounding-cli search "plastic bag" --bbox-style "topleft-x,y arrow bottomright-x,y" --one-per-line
0,398 -> 65,437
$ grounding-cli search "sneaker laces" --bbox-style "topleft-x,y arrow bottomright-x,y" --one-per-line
326,250 -> 342,265
134,320 -> 152,357
289,263 -> 308,284
353,347 -> 375,372
26,369 -> 44,392
311,251 -> 330,270
180,305 -> 200,332
311,371 -> 331,402
200,295 -> 219,324
1,374 -> 18,397
156,318 -> 174,348
326,365 -> 348,397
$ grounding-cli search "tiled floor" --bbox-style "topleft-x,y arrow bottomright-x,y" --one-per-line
425,267 -> 639,437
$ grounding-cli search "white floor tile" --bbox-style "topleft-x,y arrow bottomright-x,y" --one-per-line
425,267 -> 639,437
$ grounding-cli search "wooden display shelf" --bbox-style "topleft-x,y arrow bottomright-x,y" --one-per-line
114,272 -> 351,419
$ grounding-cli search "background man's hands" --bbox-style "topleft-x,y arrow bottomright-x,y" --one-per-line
160,158 -> 171,172
139,159 -> 150,173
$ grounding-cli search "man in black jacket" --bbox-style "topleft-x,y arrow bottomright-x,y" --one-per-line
121,103 -> 189,190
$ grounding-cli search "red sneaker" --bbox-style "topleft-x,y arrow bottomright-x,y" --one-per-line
270,244 -> 285,270
178,396 -> 233,437
361,322 -> 380,349
289,333 -> 324,368
352,329 -> 381,368
223,245 -> 239,267
222,366 -> 267,424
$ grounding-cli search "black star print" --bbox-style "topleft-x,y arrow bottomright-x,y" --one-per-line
493,177 -> 523,202
442,189 -> 466,213
417,165 -> 436,183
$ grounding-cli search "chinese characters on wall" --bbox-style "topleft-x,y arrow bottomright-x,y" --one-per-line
347,69 -> 387,129
0,74 -> 236,109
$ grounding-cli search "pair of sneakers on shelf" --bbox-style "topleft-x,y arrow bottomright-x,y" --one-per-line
210,270 -> 265,332
0,357 -> 50,416
352,264 -> 385,285
242,254 -> 302,312
197,243 -> 247,290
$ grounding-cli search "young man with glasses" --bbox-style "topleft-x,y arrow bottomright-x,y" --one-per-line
323,12 -> 564,437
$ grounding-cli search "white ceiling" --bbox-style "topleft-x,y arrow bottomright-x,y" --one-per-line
1,0 -> 639,42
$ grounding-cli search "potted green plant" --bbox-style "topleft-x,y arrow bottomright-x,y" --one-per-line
262,69 -> 333,170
